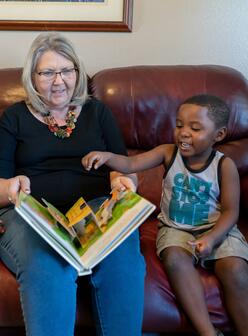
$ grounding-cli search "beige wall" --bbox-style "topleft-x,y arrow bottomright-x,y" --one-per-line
0,0 -> 248,77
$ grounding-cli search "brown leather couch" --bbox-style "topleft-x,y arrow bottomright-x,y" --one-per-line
1,65 -> 248,335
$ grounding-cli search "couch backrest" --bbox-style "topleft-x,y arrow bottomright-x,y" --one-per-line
1,65 -> 248,210
0,68 -> 25,116
90,65 -> 248,147
90,65 -> 248,209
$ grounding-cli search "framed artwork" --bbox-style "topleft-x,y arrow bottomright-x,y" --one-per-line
0,0 -> 133,32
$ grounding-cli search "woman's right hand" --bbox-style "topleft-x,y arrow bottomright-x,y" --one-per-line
6,175 -> 31,205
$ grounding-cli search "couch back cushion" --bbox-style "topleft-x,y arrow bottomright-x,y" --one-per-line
1,66 -> 248,209
0,68 -> 25,117
90,65 -> 248,208
90,65 -> 248,147
2,65 -> 247,144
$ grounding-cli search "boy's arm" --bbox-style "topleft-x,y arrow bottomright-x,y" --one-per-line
207,157 -> 240,243
82,144 -> 172,174
189,157 -> 240,257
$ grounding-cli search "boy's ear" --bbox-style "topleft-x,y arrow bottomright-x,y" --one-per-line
214,126 -> 227,143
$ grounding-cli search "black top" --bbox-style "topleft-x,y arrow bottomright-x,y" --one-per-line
0,98 -> 127,212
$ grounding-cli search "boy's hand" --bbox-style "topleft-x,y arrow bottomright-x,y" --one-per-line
188,235 -> 215,259
82,151 -> 112,171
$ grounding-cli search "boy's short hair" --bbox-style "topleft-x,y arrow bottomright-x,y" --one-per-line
181,94 -> 230,128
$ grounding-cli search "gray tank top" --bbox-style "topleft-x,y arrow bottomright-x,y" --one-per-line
158,148 -> 224,231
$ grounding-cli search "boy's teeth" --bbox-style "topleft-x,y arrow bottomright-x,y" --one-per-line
181,142 -> 190,148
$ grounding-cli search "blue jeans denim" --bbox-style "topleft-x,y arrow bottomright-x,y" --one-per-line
0,198 -> 145,336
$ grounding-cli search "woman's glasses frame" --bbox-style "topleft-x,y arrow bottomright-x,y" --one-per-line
36,67 -> 78,82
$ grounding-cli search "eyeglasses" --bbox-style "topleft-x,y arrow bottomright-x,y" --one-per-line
36,67 -> 77,81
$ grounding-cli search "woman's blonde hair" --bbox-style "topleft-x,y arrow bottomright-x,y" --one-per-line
22,31 -> 88,115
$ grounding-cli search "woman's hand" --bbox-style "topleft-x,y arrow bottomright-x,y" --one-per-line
82,151 -> 112,171
6,175 -> 31,205
0,219 -> 5,234
110,173 -> 137,192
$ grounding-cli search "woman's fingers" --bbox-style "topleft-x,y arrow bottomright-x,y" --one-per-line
8,175 -> 31,204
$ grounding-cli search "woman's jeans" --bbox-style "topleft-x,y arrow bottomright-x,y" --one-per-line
0,198 -> 145,336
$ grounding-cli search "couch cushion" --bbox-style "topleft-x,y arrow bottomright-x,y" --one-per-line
0,68 -> 25,117
90,65 -> 248,149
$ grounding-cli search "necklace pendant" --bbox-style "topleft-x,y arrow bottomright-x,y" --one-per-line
44,107 -> 77,139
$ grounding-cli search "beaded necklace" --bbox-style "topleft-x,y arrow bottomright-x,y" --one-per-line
44,107 -> 77,139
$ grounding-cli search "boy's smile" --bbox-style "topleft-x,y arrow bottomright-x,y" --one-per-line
174,103 -> 224,167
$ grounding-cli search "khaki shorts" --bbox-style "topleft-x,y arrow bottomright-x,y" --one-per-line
156,224 -> 248,267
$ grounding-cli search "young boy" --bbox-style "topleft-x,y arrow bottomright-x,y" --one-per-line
82,94 -> 248,336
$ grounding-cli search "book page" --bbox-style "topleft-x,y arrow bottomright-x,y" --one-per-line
16,192 -> 90,273
42,198 -> 76,237
80,193 -> 155,269
15,202 -> 91,275
16,190 -> 155,275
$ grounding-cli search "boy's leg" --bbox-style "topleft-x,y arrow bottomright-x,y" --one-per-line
89,229 -> 145,336
215,256 -> 248,336
161,246 -> 216,336
157,225 -> 216,336
0,208 -> 78,336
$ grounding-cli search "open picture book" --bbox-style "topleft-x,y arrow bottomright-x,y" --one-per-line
15,189 -> 155,276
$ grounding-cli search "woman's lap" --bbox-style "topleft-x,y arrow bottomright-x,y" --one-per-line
0,207 -> 78,336
90,228 -> 145,335
0,200 -> 145,336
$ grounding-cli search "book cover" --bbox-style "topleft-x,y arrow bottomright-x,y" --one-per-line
15,189 -> 155,275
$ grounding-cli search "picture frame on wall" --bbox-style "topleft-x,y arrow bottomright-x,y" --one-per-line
0,0 -> 133,32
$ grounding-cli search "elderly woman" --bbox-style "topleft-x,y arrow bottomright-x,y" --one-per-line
0,32 -> 145,336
